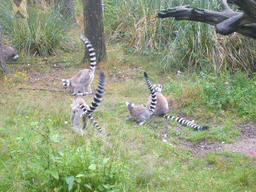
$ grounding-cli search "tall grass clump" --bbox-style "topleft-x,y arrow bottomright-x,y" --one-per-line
0,0 -> 73,56
104,0 -> 256,74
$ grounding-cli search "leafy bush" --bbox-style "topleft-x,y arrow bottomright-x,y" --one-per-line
2,117 -> 126,191
163,71 -> 256,119
0,0 -> 73,56
200,71 -> 256,118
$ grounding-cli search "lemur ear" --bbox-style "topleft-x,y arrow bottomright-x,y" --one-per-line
162,85 -> 164,89
126,101 -> 129,106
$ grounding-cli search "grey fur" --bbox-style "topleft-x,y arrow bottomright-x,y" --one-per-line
126,72 -> 157,125
70,97 -> 89,130
147,83 -> 208,130
146,84 -> 168,116
72,72 -> 109,136
3,44 -> 19,60
62,35 -> 96,95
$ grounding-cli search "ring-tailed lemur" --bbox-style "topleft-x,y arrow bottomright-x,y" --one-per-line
3,44 -> 19,60
126,72 -> 157,125
71,72 -> 110,136
62,35 -> 97,95
146,84 -> 208,130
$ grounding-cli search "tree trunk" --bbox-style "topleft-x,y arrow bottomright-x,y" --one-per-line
55,0 -> 76,23
0,22 -> 6,73
82,0 -> 106,63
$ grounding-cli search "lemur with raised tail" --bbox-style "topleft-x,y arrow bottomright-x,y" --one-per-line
126,72 -> 157,125
62,35 -> 97,95
71,72 -> 110,136
3,44 -> 19,60
146,84 -> 208,130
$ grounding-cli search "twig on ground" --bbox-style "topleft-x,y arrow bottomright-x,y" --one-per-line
18,87 -> 65,92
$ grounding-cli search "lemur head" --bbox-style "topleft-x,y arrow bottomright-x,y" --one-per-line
152,84 -> 164,92
62,79 -> 70,89
126,101 -> 135,108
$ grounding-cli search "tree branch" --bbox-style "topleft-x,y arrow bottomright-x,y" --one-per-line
228,0 -> 256,22
158,3 -> 256,39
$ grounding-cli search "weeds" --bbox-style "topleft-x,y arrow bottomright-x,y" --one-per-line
0,0 -> 256,191
104,0 -> 256,74
163,70 -> 256,119
1,57 -> 256,191
0,0 -> 73,56
200,71 -> 256,119
1,114 -> 126,191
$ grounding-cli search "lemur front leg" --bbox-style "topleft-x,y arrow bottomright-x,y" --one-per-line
72,87 -> 79,96
125,116 -> 134,121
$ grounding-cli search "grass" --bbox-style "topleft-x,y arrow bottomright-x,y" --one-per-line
1,0 -> 256,190
0,0 -> 76,56
104,0 -> 256,74
0,45 -> 256,191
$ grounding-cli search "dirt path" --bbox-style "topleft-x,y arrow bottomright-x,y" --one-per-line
161,122 -> 256,157
223,123 -> 255,156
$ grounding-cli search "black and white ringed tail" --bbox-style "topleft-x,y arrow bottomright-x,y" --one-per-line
164,114 -> 209,130
144,72 -> 157,115
88,114 -> 110,136
80,71 -> 105,115
80,34 -> 97,71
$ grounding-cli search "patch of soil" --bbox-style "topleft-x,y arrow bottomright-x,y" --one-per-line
159,121 -> 256,157
223,123 -> 256,156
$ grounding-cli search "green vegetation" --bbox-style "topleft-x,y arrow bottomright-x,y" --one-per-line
1,51 -> 256,191
0,0 -> 74,56
104,0 -> 256,74
164,71 -> 256,119
1,0 -> 256,191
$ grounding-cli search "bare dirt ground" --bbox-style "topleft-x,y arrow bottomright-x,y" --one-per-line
159,121 -> 256,157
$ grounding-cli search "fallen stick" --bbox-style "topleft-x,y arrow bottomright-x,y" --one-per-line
18,87 -> 65,92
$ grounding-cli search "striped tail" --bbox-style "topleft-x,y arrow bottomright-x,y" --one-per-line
144,72 -> 157,115
164,114 -> 209,130
88,114 -> 110,136
80,34 -> 97,71
80,72 -> 105,115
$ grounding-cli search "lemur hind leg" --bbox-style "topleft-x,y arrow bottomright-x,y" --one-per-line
84,84 -> 92,95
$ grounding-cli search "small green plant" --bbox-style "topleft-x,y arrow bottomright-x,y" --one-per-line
3,116 -> 126,191
200,71 -> 256,119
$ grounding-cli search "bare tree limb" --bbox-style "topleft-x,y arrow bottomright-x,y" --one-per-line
158,2 -> 256,39
228,0 -> 256,22
18,87 -> 65,92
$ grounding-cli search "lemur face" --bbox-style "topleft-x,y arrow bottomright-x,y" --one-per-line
126,102 -> 135,107
153,84 -> 164,92
62,79 -> 70,89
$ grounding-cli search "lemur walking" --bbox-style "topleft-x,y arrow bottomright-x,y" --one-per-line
126,72 -> 157,125
62,35 -> 97,95
146,84 -> 208,130
70,72 -> 110,136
